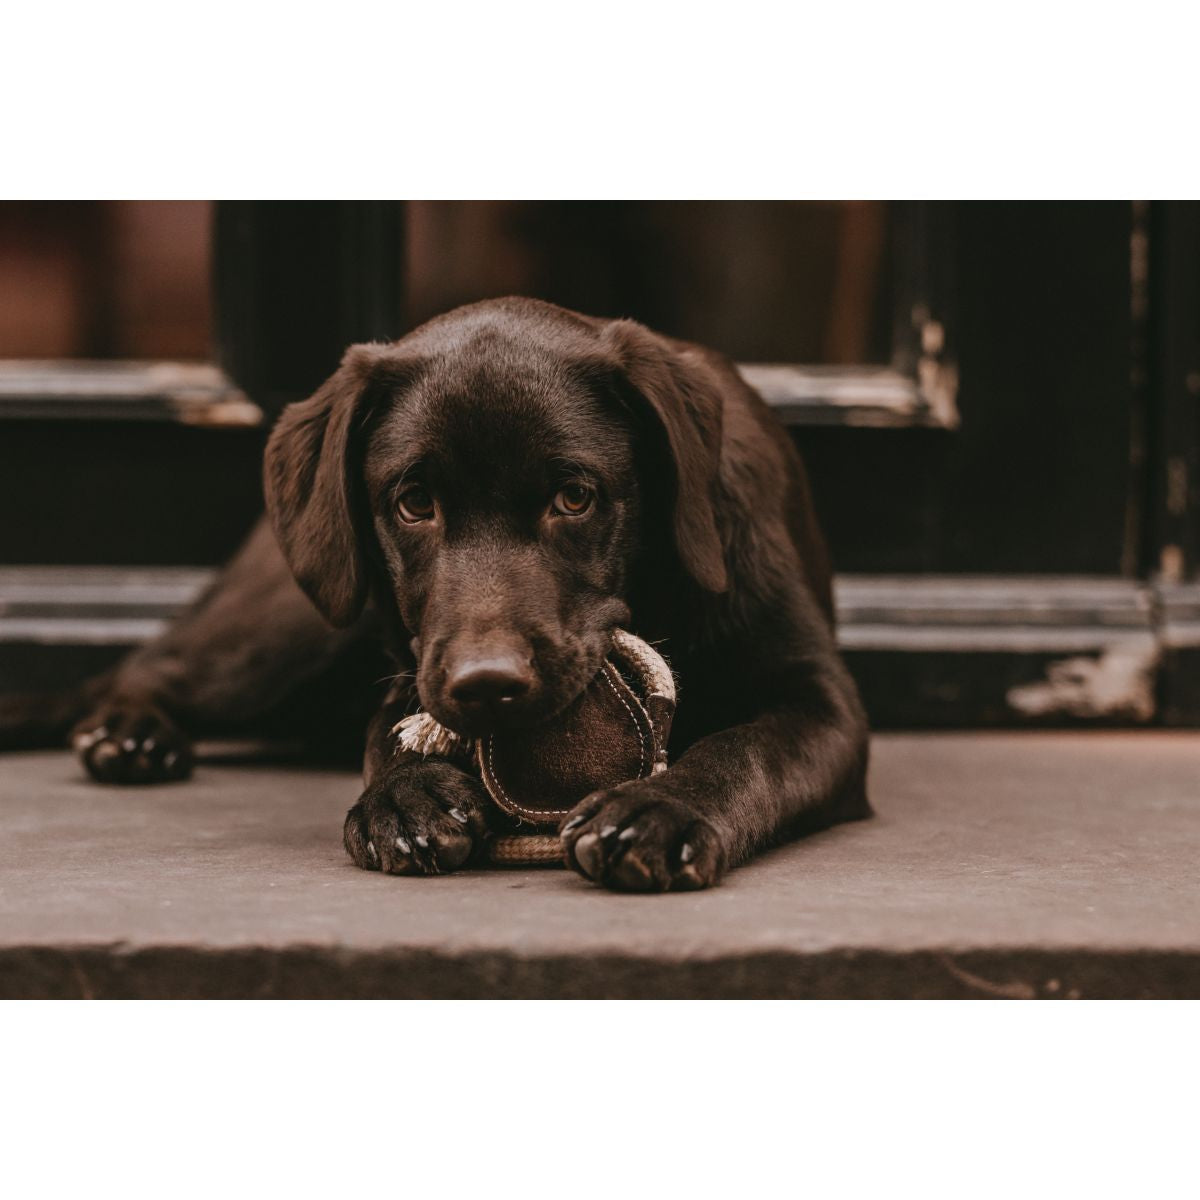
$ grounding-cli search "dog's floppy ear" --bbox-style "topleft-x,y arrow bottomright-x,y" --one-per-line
264,344 -> 415,627
603,320 -> 729,594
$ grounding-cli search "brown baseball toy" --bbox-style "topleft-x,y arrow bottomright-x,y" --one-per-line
393,630 -> 676,866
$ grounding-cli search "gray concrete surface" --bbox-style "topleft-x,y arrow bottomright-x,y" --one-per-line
0,732 -> 1197,998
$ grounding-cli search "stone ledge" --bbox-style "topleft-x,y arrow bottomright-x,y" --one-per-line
1,733 -> 1197,999
2,946 -> 1198,1001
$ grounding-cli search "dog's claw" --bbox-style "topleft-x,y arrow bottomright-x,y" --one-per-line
344,759 -> 487,877
72,700 -> 194,787
560,790 -> 726,892
91,743 -> 120,768
571,832 -> 603,879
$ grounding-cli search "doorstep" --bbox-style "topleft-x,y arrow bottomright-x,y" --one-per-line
0,732 -> 1196,999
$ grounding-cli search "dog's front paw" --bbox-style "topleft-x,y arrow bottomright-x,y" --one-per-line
72,703 -> 194,784
344,759 -> 491,876
559,784 -> 727,892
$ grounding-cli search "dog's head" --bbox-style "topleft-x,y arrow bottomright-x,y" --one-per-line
264,298 -> 727,737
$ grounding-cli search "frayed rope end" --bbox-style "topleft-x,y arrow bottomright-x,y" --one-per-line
392,711 -> 473,759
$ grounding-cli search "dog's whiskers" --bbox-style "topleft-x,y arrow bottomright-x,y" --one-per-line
374,670 -> 416,687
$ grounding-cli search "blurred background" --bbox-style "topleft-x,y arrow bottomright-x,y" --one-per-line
2,200 -> 1198,728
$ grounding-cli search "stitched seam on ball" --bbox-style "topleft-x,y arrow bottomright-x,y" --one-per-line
484,735 -> 571,819
482,663 -> 650,820
600,663 -> 650,777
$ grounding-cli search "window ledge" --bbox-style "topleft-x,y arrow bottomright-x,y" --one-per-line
0,361 -> 955,431
738,364 -> 958,429
0,361 -> 262,427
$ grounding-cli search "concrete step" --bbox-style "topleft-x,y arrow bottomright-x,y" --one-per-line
0,361 -> 267,568
0,732 -> 1196,998
6,569 -> 1200,727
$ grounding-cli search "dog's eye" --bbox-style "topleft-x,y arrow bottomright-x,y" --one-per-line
552,483 -> 594,516
397,485 -> 435,523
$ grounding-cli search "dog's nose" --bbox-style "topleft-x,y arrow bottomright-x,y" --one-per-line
447,654 -> 533,709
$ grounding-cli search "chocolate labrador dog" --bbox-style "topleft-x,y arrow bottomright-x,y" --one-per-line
2,297 -> 870,891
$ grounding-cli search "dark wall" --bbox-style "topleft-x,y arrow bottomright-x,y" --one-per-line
0,202 -> 1139,576
801,202 -> 1136,575
0,424 -> 265,565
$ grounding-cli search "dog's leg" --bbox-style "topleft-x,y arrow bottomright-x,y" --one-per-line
71,518 -> 361,783
0,676 -> 110,753
341,682 -> 494,874
560,612 -> 870,892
